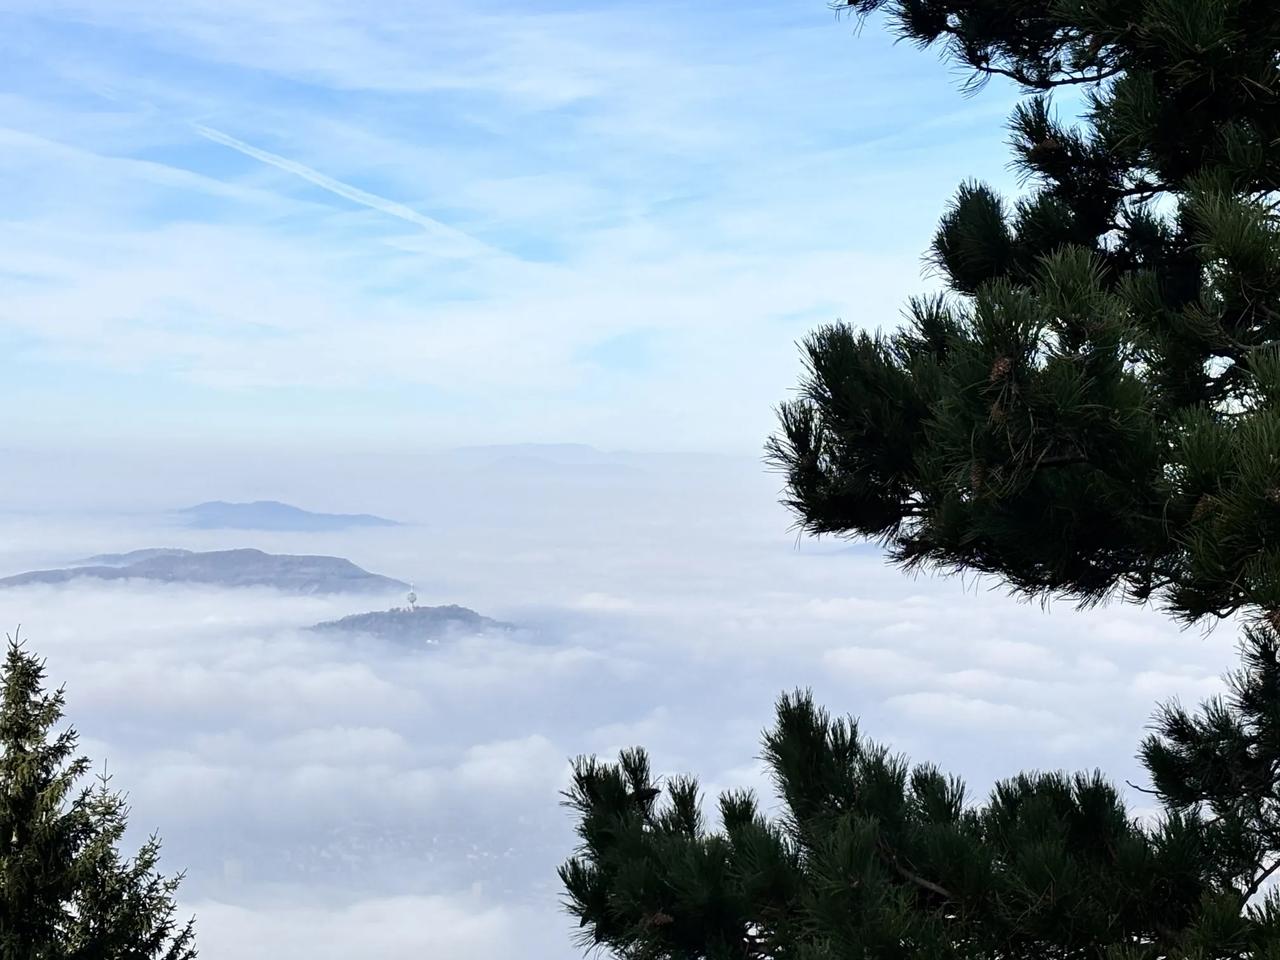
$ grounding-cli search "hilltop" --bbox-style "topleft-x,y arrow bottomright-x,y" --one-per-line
176,501 -> 400,532
310,605 -> 508,642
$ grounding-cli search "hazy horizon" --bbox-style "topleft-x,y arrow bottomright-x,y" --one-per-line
0,442 -> 1241,959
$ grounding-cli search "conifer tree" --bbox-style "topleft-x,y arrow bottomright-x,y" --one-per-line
766,0 -> 1280,625
563,1 -> 1280,955
0,640 -> 196,959
562,625 -> 1280,958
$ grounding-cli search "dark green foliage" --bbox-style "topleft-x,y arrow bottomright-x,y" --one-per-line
0,640 -> 196,959
561,3 -> 1280,955
767,0 -> 1280,624
561,626 -> 1280,958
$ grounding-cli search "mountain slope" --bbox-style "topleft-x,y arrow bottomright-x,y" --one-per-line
1,548 -> 408,594
77,548 -> 194,567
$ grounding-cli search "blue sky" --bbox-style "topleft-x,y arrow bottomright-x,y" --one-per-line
1,0 -> 1020,451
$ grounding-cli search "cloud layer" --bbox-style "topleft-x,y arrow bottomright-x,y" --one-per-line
0,446 -> 1242,958
0,0 -> 1019,451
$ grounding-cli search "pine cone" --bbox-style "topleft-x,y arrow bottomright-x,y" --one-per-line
989,356 -> 1012,384
1191,494 -> 1214,522
1027,137 -> 1063,161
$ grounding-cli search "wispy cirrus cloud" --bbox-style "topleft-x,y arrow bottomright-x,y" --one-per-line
0,0 -> 1017,451
192,124 -> 497,258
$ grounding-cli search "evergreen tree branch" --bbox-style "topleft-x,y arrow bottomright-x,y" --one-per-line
1241,857 -> 1280,907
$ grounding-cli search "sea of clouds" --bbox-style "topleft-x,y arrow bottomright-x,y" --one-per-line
0,443 -> 1241,958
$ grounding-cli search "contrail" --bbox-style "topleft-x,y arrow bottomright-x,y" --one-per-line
193,123 -> 492,257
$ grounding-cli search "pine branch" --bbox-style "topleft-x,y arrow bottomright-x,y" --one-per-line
891,860 -> 955,901
1033,451 -> 1090,469
878,838 -> 955,901
971,62 -> 1125,91
1240,856 -> 1280,906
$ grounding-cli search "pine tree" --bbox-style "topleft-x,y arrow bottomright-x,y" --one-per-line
765,0 -> 1280,625
0,640 -> 196,959
561,625 -> 1280,957
563,1 -> 1280,955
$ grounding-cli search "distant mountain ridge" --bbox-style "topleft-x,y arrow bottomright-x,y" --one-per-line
77,548 -> 193,567
0,548 -> 408,594
176,501 -> 400,531
310,605 -> 509,642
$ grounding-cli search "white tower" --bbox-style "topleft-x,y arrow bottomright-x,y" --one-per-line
406,584 -> 417,610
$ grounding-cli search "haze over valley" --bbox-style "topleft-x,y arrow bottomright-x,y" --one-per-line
0,442 -> 1237,958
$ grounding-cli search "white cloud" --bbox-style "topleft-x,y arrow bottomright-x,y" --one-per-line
0,0 -> 1014,450
885,691 -> 1064,731
823,645 -> 928,688
969,638 -> 1065,675
571,592 -> 640,613
1131,668 -> 1225,702
455,735 -> 568,793
191,893 -> 556,960
0,446 -> 1248,957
